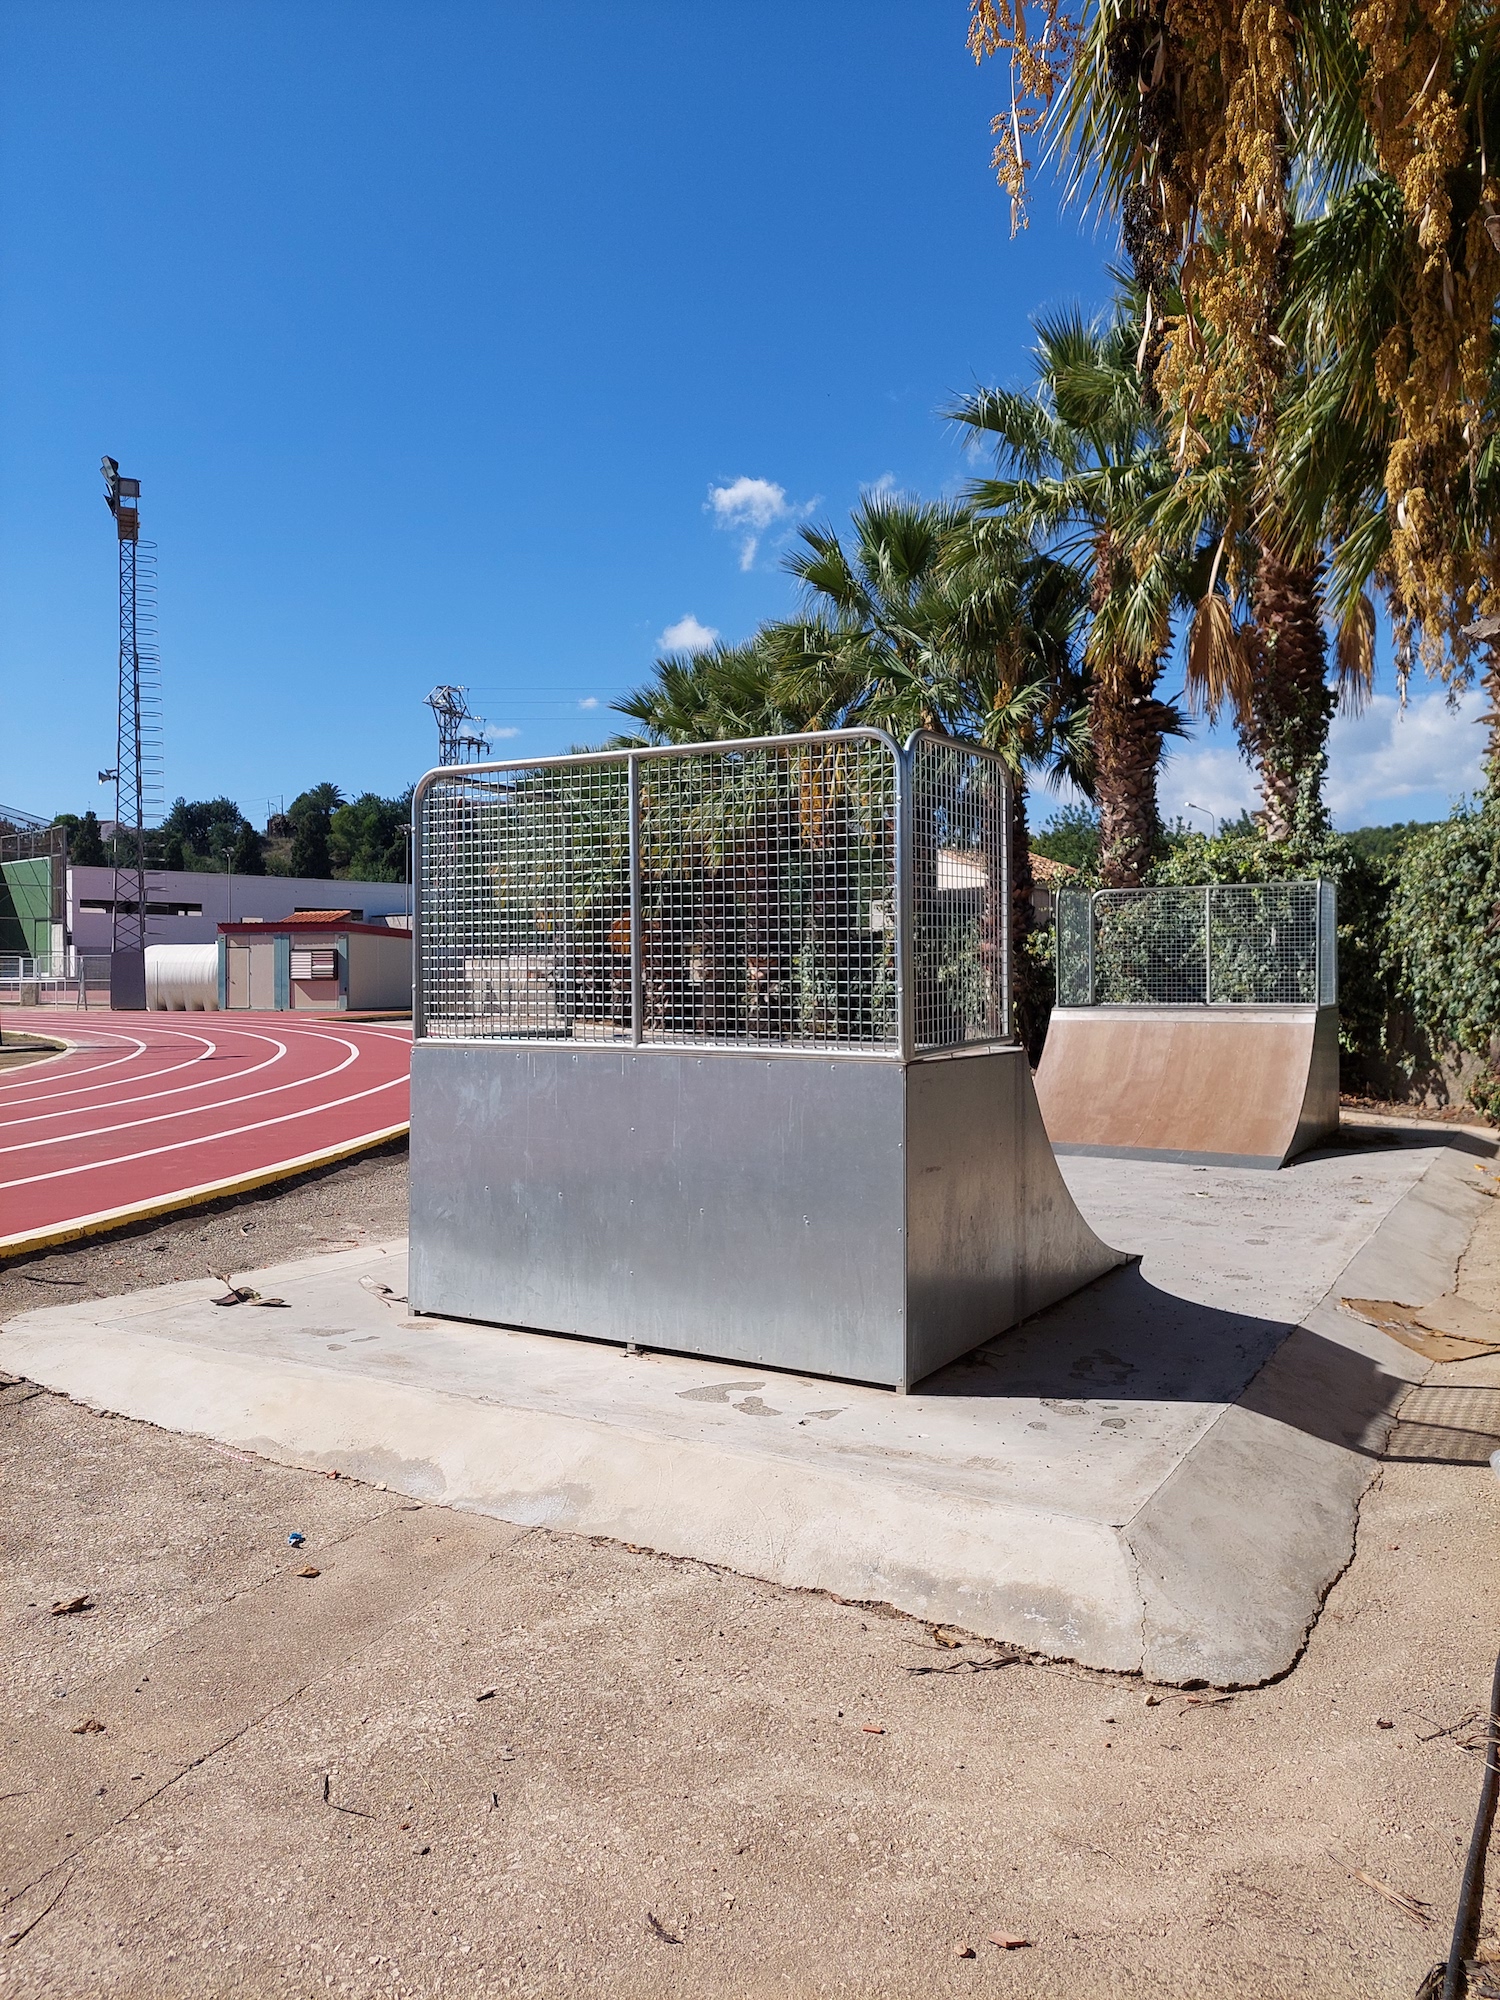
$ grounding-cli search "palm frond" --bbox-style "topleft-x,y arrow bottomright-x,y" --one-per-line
1184,594 -> 1256,725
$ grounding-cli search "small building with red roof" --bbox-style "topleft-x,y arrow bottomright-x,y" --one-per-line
216,911 -> 411,1013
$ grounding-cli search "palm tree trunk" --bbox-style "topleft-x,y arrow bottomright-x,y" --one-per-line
1241,550 -> 1336,842
1091,655 -> 1168,886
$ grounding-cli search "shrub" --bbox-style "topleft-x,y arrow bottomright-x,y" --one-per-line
1383,799 -> 1500,1110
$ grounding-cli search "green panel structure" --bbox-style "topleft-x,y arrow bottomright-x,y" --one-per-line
0,859 -> 53,957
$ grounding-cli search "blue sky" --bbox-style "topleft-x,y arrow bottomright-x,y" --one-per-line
0,3 -> 1483,833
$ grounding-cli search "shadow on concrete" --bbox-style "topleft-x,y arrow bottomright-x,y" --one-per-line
1307,1126 -> 1496,1165
922,1259 -> 1477,1466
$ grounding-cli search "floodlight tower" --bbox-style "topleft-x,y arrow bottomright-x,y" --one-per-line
425,684 -> 491,764
101,457 -> 161,953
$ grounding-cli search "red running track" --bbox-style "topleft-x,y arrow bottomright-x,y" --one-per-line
0,1010 -> 411,1257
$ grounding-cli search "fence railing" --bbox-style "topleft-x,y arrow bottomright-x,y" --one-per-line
0,952 -> 115,1007
0,953 -> 71,982
413,729 -> 1013,1057
1055,881 -> 1337,1008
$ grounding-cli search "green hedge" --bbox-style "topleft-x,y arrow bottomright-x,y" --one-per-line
1146,825 -> 1391,1063
1381,800 -> 1500,1113
1027,796 -> 1500,1110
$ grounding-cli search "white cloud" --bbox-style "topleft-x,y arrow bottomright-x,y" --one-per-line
658,613 -> 720,655
490,725 -> 521,740
1155,685 -> 1484,832
1325,687 -> 1483,823
705,475 -> 813,569
577,696 -> 599,710
864,472 -> 899,499
1156,742 -> 1259,831
708,475 -> 789,530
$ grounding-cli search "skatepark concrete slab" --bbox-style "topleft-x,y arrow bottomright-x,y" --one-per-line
1,1132 -> 1491,1684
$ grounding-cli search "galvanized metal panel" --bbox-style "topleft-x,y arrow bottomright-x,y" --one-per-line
904,1048 -> 1126,1383
409,1042 -> 909,1385
410,1041 -> 1127,1390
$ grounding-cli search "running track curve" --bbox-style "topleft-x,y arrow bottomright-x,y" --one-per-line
0,1010 -> 411,1258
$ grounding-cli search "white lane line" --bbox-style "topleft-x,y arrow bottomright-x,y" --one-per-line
0,1031 -> 155,1097
0,1121 -> 412,1253
0,1035 -> 364,1158
0,1029 -> 224,1106
0,1032 -> 290,1130
0,1071 -> 409,1192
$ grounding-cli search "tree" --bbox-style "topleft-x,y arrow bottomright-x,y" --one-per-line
1030,802 -> 1099,873
1276,161 -> 1500,776
975,0 -> 1498,645
159,796 -> 245,869
53,810 -> 107,866
231,820 -> 266,875
971,0 -> 1499,825
328,791 -> 413,882
950,307 -> 1184,882
619,494 -> 1092,1051
288,784 -> 344,881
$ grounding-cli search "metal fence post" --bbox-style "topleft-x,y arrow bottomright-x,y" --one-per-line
1000,766 -> 1013,1042
894,741 -> 914,1059
1087,892 -> 1097,1008
627,754 -> 643,1046
410,779 -> 428,1041
1203,885 -> 1213,1004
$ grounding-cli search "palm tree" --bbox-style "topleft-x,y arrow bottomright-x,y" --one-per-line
1276,160 -> 1500,776
617,495 -> 1092,1049
1028,4 -> 1498,836
949,307 -> 1184,883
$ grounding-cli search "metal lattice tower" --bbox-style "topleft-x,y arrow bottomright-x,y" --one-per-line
102,458 -> 162,952
425,684 -> 490,765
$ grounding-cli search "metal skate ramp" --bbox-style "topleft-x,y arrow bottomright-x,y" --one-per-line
1039,882 -> 1341,1169
1036,1003 -> 1340,1169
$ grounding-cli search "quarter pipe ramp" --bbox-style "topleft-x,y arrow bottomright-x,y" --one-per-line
1034,1004 -> 1340,1169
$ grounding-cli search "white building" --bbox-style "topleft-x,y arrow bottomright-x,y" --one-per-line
68,866 -> 412,953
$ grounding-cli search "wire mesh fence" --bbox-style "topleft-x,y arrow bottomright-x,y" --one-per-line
909,736 -> 1009,1049
415,729 -> 1012,1055
1054,881 -> 1337,1007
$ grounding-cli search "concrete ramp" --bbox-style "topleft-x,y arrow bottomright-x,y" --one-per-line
1035,1004 -> 1340,1169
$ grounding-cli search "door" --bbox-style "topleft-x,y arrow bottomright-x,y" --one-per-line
226,945 -> 250,1008
248,942 -> 275,1009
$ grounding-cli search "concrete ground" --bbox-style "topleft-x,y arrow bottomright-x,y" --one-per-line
2,1130 -> 1489,1684
4,1139 -> 1500,1996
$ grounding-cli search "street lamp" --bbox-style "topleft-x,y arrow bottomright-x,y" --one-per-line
212,825 -> 236,926
1185,801 -> 1220,837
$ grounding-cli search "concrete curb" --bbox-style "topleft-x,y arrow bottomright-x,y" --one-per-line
1123,1142 -> 1491,1683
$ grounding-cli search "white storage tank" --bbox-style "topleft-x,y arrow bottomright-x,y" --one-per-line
146,943 -> 220,1011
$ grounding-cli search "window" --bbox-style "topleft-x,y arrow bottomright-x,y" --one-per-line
290,946 -> 338,981
78,899 -> 203,916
